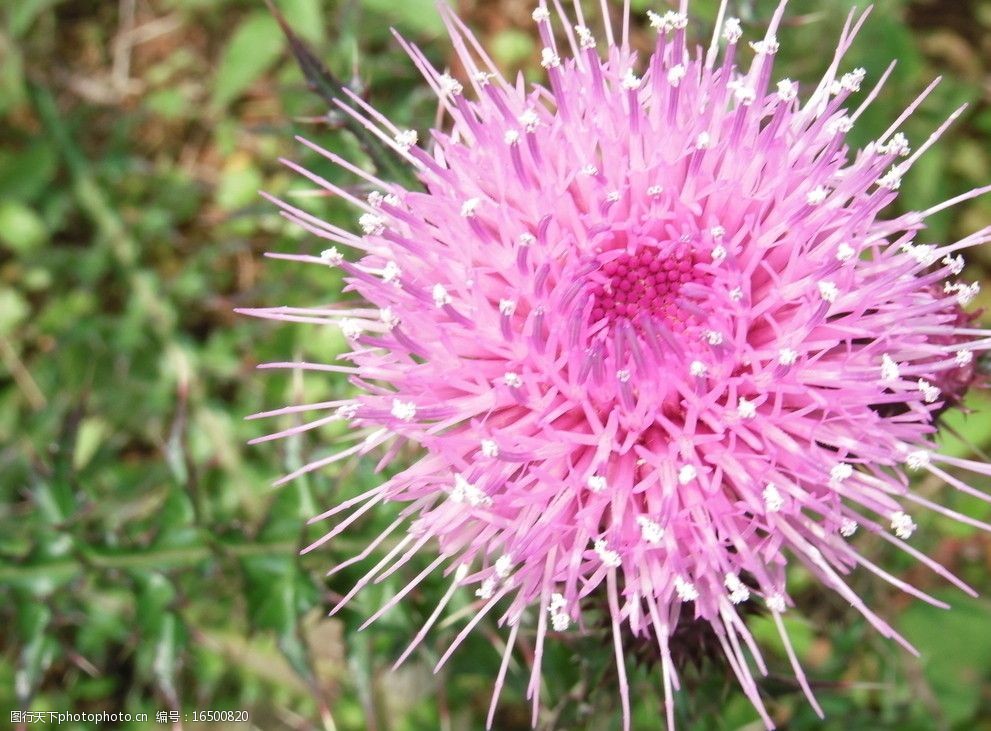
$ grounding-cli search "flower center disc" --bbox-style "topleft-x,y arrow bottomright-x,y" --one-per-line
588,241 -> 705,333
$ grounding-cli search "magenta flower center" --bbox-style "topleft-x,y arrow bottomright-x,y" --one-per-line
589,239 -> 707,333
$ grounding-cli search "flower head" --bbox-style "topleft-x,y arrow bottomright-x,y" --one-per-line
251,3 -> 991,729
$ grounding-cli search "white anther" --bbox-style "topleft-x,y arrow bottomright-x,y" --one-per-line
881,353 -> 901,382
879,132 -> 910,157
725,573 -> 750,604
729,286 -> 743,302
394,129 -> 418,150
452,474 -> 491,507
518,233 -> 536,247
622,68 -> 642,90
905,450 -> 930,471
722,17 -> 743,43
503,372 -> 523,388
777,79 -> 798,102
531,6 -> 550,22
955,349 -> 973,366
667,64 -> 686,87
705,330 -> 724,346
594,539 -> 622,568
778,348 -> 798,366
943,255 -> 965,276
806,186 -> 830,206
472,71 -> 495,86
737,397 -> 757,419
710,225 -> 726,239
481,439 -> 499,458
678,464 -> 697,485
390,399 -> 416,422
320,247 -> 343,264
519,109 -> 540,131
359,213 -> 386,235
499,299 -> 516,316
431,283 -> 452,308
763,483 -> 784,512
586,474 -> 607,493
504,129 -> 520,145
648,10 -> 687,32
460,198 -> 481,217
494,553 -> 513,578
476,577 -> 497,599
826,115 -> 853,136
540,47 -> 561,69
830,463 -> 853,483
580,164 -> 599,176
818,280 -> 839,303
377,262 -> 401,289
340,318 -> 362,340
616,369 -> 631,383
606,190 -> 621,202
689,360 -> 708,377
696,131 -> 712,149
575,25 -> 595,49
841,68 -> 866,92
766,593 -> 786,613
379,307 -> 399,329
637,516 -> 665,545
438,73 -> 463,95
945,281 -> 980,307
647,185 -> 664,197
840,518 -> 858,537
836,242 -> 856,262
674,576 -> 699,602
917,378 -> 940,403
890,511 -> 916,540
878,166 -> 904,190
733,85 -> 756,106
749,36 -> 779,55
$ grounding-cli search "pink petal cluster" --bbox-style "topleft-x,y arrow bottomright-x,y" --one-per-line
248,1 -> 991,727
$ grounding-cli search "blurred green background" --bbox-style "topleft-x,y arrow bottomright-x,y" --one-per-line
2,0 -> 991,729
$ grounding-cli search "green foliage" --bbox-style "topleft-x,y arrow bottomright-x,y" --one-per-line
1,1 -> 990,730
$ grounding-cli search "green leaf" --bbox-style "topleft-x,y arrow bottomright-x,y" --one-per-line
0,287 -> 29,336
211,12 -> 285,110
14,598 -> 58,706
361,0 -> 444,36
899,594 -> 991,725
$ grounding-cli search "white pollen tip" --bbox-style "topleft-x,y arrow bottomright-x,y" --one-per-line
586,474 -> 607,493
818,281 -> 839,303
766,593 -> 787,613
432,283 -> 452,307
390,399 -> 416,422
830,463 -> 853,483
778,348 -> 798,366
836,242 -> 856,262
890,511 -> 917,540
394,129 -> 418,150
762,483 -> 784,512
678,464 -> 697,485
503,372 -> 523,388
320,247 -> 343,264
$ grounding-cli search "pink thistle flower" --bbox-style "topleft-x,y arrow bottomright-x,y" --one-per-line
247,1 -> 991,728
